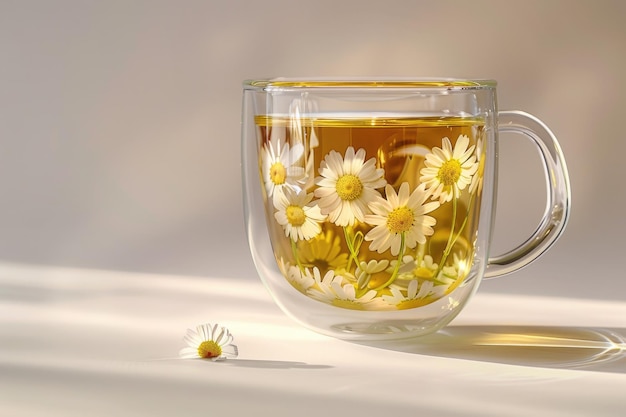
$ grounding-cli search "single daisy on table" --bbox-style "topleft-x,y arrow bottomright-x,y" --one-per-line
262,137 -> 305,207
364,183 -> 440,256
179,323 -> 239,361
274,187 -> 326,242
420,134 -> 478,203
314,147 -> 386,227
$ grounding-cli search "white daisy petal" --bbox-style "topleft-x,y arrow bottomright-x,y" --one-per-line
417,281 -> 434,298
314,182 -> 337,196
407,279 -> 418,298
307,269 -> 378,309
396,183 -> 410,205
383,278 -> 446,308
179,347 -> 199,359
221,344 -> 239,358
390,235 -> 402,256
326,150 -> 345,175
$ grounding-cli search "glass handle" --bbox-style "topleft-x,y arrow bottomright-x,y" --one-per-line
484,110 -> 572,278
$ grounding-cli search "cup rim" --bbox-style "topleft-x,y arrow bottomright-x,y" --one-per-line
243,77 -> 497,90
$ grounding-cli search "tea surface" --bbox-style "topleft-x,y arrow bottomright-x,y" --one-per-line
256,114 -> 485,310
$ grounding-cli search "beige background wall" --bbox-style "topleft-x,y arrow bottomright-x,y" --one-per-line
1,0 -> 624,300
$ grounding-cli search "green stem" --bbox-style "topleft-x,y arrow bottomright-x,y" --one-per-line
450,188 -> 478,255
343,227 -> 363,271
435,188 -> 478,280
355,280 -> 370,299
448,217 -> 467,252
435,189 -> 458,277
372,232 -> 405,291
353,231 -> 364,260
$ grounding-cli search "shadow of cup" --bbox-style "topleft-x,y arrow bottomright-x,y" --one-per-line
357,325 -> 626,373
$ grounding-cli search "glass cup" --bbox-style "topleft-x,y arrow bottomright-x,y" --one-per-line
241,78 -> 571,340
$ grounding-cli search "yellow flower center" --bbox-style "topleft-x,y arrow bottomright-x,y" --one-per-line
386,206 -> 414,234
286,205 -> 306,226
335,174 -> 363,201
413,266 -> 435,279
437,159 -> 462,186
269,162 -> 286,185
197,340 -> 222,359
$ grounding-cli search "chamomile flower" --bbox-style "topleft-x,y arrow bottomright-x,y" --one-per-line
277,257 -> 314,293
364,183 -> 440,256
179,323 -> 238,361
420,135 -> 478,203
298,229 -> 349,272
413,255 -> 440,279
262,137 -> 305,206
307,268 -> 377,309
382,280 -> 446,309
286,264 -> 316,293
274,187 -> 326,241
314,147 -> 386,227
306,267 -> 344,300
306,268 -> 337,303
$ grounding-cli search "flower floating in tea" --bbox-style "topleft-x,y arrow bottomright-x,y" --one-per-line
262,136 -> 305,207
259,124 -> 484,311
297,229 -> 349,271
274,187 -> 326,242
179,323 -> 238,361
307,267 -> 378,310
382,279 -> 446,310
280,258 -> 316,293
365,182 -> 439,256
314,146 -> 386,227
420,134 -> 478,204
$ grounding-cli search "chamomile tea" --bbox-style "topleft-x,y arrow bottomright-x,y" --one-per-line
255,114 -> 485,311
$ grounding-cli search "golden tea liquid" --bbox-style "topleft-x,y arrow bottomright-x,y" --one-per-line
256,114 -> 485,311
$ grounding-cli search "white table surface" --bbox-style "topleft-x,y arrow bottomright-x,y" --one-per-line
1,261 -> 625,417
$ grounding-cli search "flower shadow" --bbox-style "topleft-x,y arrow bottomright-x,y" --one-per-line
356,325 -> 626,373
219,359 -> 333,370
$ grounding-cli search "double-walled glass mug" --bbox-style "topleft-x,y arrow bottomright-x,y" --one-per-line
241,78 -> 570,341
